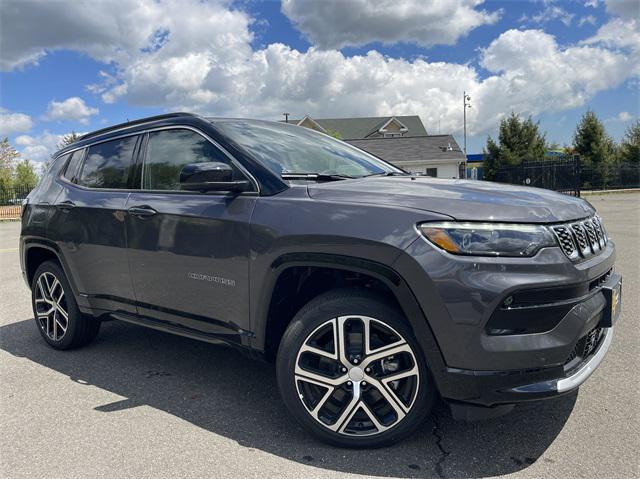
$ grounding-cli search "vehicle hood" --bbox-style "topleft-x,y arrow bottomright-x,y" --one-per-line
307,177 -> 595,223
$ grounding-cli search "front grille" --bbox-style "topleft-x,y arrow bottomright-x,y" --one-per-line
551,215 -> 607,261
564,326 -> 604,368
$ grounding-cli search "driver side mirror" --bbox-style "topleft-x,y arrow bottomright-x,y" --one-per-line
179,162 -> 250,193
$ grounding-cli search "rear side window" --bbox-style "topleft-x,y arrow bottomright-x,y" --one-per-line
142,129 -> 238,191
62,149 -> 85,182
78,136 -> 137,189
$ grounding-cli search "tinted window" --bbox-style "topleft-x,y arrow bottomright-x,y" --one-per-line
143,129 -> 237,191
62,149 -> 85,182
79,137 -> 137,189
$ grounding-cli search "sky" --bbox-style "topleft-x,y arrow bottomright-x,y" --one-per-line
0,0 -> 638,165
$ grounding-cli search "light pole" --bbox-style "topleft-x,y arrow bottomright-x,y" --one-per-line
463,91 -> 471,155
283,113 -> 290,123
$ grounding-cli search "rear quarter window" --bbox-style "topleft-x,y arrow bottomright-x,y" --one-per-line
62,149 -> 86,183
78,136 -> 138,189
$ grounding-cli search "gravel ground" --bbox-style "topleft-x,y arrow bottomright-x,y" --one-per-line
1,193 -> 638,479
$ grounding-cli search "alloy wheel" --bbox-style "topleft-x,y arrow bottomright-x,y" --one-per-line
295,315 -> 420,436
34,271 -> 69,341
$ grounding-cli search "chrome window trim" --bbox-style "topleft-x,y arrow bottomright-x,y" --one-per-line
53,124 -> 260,195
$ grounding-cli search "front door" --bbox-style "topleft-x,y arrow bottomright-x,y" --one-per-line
125,128 -> 257,343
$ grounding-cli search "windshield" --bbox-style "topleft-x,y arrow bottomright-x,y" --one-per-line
212,119 -> 403,178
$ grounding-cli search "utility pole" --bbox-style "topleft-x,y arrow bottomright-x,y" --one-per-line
283,113 -> 290,123
463,91 -> 471,155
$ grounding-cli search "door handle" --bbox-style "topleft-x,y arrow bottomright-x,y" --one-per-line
55,200 -> 76,212
128,205 -> 157,218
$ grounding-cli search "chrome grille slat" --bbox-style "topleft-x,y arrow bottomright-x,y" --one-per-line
551,215 -> 608,261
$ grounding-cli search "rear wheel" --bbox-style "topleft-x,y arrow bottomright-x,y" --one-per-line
276,289 -> 434,448
31,261 -> 100,350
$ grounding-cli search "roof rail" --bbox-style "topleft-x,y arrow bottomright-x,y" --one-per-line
78,112 -> 199,141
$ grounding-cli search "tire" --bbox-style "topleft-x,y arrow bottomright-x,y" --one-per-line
276,288 -> 434,448
31,260 -> 100,350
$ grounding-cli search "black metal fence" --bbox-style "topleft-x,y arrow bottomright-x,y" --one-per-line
494,157 -> 581,196
580,162 -> 640,191
0,185 -> 32,220
493,157 -> 640,196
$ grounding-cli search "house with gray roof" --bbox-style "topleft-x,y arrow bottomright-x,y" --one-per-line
286,115 -> 466,178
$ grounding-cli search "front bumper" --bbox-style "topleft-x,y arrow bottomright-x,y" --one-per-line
395,236 -> 619,408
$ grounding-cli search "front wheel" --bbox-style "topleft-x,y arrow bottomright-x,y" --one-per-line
276,289 -> 434,448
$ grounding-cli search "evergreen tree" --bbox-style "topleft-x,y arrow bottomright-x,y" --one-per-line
618,120 -> 639,164
573,110 -> 616,188
57,131 -> 81,150
483,113 -> 547,180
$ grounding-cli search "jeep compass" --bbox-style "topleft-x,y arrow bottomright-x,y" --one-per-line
20,113 -> 622,447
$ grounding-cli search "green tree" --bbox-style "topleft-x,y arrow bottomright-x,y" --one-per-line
325,129 -> 343,140
57,131 -> 81,150
14,159 -> 39,191
483,113 -> 547,180
618,120 -> 639,164
573,110 -> 616,188
0,137 -> 20,197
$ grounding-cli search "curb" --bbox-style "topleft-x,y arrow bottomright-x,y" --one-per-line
581,188 -> 640,196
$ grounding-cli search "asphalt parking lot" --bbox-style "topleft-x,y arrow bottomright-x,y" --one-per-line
1,192 -> 638,479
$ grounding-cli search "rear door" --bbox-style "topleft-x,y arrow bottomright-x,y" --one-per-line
51,136 -> 140,315
124,127 -> 257,342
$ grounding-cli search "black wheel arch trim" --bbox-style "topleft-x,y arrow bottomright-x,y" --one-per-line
21,238 -> 79,296
257,252 -> 452,394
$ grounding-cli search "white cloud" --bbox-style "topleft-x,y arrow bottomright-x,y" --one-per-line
280,0 -> 500,50
605,111 -> 635,123
14,132 -> 67,163
531,6 -> 575,26
578,15 -> 597,27
0,109 -> 33,135
0,0 -> 638,152
584,17 -> 640,49
43,97 -> 99,124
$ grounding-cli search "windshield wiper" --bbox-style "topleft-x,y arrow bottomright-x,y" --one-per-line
363,171 -> 409,177
281,172 -> 354,182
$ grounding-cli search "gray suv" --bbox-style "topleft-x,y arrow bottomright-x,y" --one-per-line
20,113 -> 622,447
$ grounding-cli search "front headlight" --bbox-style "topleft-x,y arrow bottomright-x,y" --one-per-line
418,222 -> 557,257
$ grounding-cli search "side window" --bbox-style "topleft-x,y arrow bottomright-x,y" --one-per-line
62,149 -> 85,182
143,129 -> 239,191
78,136 -> 137,189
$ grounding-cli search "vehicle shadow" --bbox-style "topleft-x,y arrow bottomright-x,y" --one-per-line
0,318 -> 577,478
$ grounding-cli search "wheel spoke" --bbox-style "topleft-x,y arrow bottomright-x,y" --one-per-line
380,364 -> 419,383
360,343 -> 412,369
55,316 -> 67,333
362,316 -> 405,355
331,393 -> 360,432
53,310 -> 58,339
55,304 -> 69,321
49,278 -> 61,299
37,278 -> 53,304
336,316 -> 350,366
299,343 -> 337,360
366,375 -> 409,417
295,375 -> 336,418
294,364 -> 347,387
